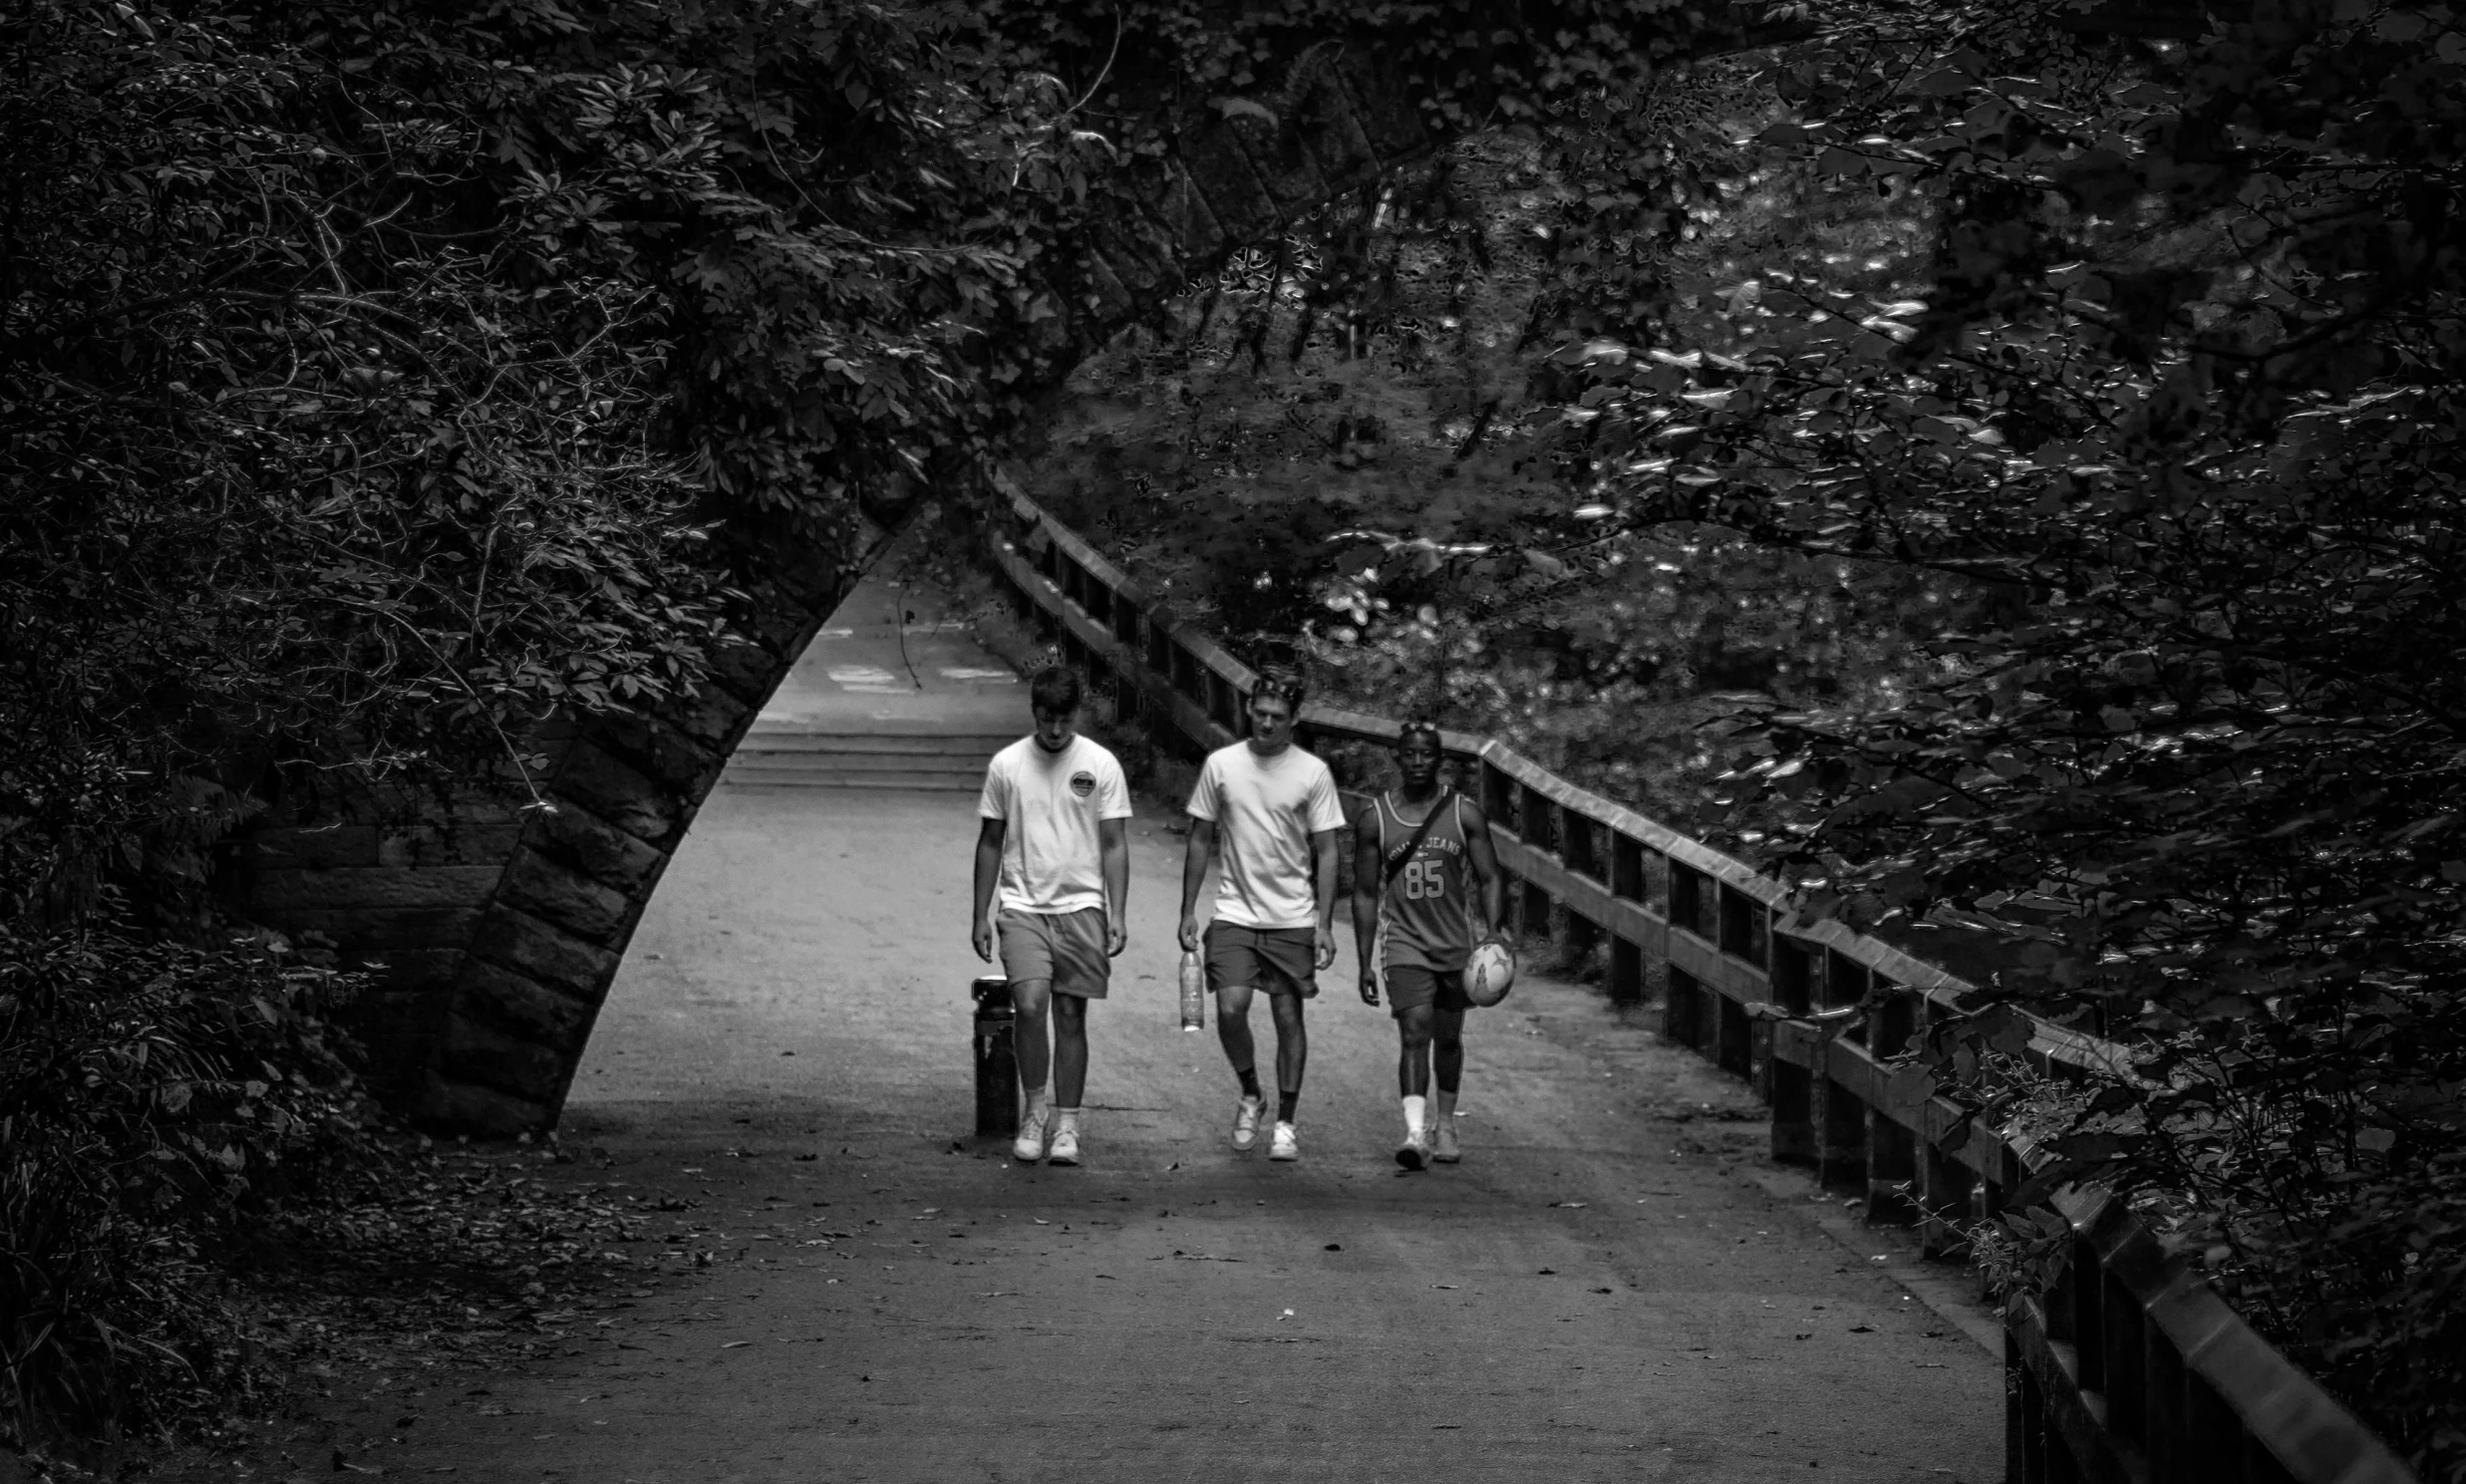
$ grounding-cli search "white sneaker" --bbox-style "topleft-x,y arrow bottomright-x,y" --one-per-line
1231,1095 -> 1265,1151
1430,1116 -> 1461,1164
1013,1105 -> 1050,1162
1394,1124 -> 1429,1171
1047,1121 -> 1080,1166
1268,1121 -> 1300,1161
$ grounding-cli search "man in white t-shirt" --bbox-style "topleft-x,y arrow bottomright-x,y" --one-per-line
1176,668 -> 1347,1162
972,667 -> 1132,1167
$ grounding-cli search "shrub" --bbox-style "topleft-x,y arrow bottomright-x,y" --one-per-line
0,927 -> 373,1446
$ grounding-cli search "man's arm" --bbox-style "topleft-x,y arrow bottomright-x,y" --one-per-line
1311,827 -> 1343,970
1461,798 -> 1506,943
1350,815 -> 1383,1004
971,817 -> 1006,962
1177,818 -> 1215,952
1099,818 -> 1129,956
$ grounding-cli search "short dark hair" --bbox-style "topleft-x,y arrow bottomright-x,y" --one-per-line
1397,720 -> 1442,750
1249,667 -> 1307,714
1029,666 -> 1081,715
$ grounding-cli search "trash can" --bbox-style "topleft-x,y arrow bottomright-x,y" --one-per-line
971,975 -> 1019,1138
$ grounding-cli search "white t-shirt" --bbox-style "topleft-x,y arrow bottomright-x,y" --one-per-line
1186,742 -> 1347,930
979,736 -> 1133,916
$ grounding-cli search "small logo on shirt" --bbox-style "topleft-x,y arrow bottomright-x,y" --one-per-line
1070,771 -> 1096,797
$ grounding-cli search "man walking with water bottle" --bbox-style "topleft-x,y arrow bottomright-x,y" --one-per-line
971,667 -> 1131,1166
1178,669 -> 1347,1162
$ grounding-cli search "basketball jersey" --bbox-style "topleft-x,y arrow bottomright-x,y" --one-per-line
1373,791 -> 1472,973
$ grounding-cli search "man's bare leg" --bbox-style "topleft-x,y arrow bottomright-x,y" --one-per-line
1046,992 -> 1090,1164
1396,1003 -> 1434,1096
1269,992 -> 1309,1116
1430,1008 -> 1466,1162
1215,982 -> 1267,1148
1010,978 -> 1055,1159
1052,993 -> 1089,1108
1267,992 -> 1309,1160
1392,1002 -> 1434,1167
1011,978 -> 1054,1100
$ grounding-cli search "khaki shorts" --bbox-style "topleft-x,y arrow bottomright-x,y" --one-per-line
997,908 -> 1110,999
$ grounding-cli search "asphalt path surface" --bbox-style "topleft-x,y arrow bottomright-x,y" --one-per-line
485,776 -> 2004,1483
162,574 -> 2004,1483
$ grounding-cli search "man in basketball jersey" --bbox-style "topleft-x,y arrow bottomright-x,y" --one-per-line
1351,721 -> 1505,1169
971,667 -> 1132,1167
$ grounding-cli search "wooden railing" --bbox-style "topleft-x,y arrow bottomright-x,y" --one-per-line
982,479 -> 2416,1484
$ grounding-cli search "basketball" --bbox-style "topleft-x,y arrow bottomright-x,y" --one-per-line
1461,939 -> 1517,1008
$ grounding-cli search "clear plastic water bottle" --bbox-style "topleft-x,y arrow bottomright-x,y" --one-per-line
1179,949 -> 1206,1033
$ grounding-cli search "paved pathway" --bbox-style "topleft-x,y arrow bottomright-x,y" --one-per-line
287,571 -> 2009,1482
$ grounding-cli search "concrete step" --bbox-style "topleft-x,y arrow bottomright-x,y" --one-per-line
736,732 -> 1015,756
729,752 -> 987,777
719,770 -> 983,792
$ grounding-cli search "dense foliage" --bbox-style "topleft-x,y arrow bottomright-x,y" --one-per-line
0,0 -> 1093,1446
0,930 -> 372,1443
1566,6 -> 2466,1468
1024,70 -> 1983,813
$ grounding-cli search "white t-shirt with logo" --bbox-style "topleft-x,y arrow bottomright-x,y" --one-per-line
979,736 -> 1133,916
1186,742 -> 1347,930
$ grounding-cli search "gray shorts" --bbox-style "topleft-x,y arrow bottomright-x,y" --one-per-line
997,908 -> 1110,999
1204,922 -> 1318,1000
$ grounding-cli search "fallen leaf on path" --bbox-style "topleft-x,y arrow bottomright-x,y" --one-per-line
1033,1218 -> 1049,1225
1536,1268 -> 1557,1275
1432,1284 -> 1458,1290
1549,1201 -> 1588,1209
721,1340 -> 752,1348
1848,1326 -> 1874,1334
1591,1287 -> 1615,1295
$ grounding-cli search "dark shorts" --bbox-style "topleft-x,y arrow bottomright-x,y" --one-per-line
1384,962 -> 1472,1018
997,908 -> 1110,999
1204,922 -> 1319,1000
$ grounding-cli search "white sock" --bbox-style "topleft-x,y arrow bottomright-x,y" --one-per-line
1056,1106 -> 1080,1131
1026,1085 -> 1051,1116
1401,1094 -> 1427,1135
